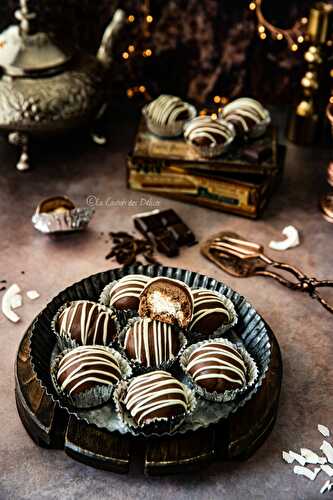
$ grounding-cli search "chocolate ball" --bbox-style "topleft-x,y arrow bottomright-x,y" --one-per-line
56,300 -> 118,345
189,289 -> 232,335
57,345 -> 122,396
108,274 -> 151,311
186,341 -> 246,393
222,97 -> 267,136
184,116 -> 233,148
124,318 -> 181,367
123,370 -> 189,426
145,95 -> 190,125
139,277 -> 193,328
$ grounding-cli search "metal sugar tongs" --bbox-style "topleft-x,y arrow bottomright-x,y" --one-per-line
201,231 -> 333,314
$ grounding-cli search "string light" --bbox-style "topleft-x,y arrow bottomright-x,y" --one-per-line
211,113 -> 218,120
250,0 -> 307,50
124,0 -> 153,100
213,96 -> 221,103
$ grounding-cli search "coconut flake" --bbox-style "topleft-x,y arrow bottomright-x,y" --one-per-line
282,451 -> 294,464
320,479 -> 332,494
269,225 -> 300,251
301,448 -> 326,465
10,294 -> 22,309
318,425 -> 330,438
321,441 -> 333,464
321,464 -> 333,477
91,133 -> 107,145
289,451 -> 306,466
1,284 -> 21,323
293,465 -> 321,480
26,290 -> 40,300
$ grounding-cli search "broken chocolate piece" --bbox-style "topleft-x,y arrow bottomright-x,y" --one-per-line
133,209 -> 196,257
242,142 -> 272,163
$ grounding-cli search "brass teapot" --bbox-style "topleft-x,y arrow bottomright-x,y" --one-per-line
0,0 -> 126,170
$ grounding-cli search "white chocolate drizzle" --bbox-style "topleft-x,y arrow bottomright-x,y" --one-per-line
58,300 -> 115,345
184,116 -> 233,147
124,370 -> 188,425
57,345 -> 121,395
223,97 -> 267,133
145,95 -> 189,126
187,343 -> 246,386
124,318 -> 175,366
189,290 -> 231,331
110,274 -> 150,306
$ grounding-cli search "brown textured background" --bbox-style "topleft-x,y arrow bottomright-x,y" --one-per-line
1,0 -> 326,104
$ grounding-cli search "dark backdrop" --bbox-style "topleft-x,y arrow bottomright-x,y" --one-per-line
0,1 -> 328,104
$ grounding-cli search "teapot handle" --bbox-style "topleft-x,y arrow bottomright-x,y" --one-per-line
97,9 -> 126,66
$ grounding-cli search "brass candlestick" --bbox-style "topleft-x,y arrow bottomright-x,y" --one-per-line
287,2 -> 333,145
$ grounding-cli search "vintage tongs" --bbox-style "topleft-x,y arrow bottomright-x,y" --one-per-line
201,231 -> 333,314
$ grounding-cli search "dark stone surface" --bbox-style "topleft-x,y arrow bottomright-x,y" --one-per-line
0,112 -> 332,499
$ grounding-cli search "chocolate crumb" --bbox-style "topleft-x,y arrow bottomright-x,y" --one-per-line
0,286 -> 6,292
105,231 -> 160,266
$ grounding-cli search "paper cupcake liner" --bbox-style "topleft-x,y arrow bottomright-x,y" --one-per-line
51,300 -> 120,351
50,346 -> 132,409
99,280 -> 142,328
187,291 -> 238,343
142,102 -> 197,138
248,110 -> 271,138
113,377 -> 197,436
179,337 -> 258,403
118,316 -> 188,374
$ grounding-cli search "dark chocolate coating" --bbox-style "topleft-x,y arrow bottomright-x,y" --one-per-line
57,346 -> 122,396
193,134 -> 226,147
187,342 -> 246,393
124,318 -> 180,367
189,289 -> 231,336
109,275 -> 150,311
123,370 -> 188,425
139,277 -> 194,328
56,300 -> 118,345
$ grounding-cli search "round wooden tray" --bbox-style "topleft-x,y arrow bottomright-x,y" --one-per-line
15,267 -> 282,475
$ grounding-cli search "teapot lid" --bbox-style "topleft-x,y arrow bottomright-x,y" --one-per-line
0,0 -> 72,77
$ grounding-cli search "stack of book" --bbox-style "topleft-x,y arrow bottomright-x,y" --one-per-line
127,119 -> 285,218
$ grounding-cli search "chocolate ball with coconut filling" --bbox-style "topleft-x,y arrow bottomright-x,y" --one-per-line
189,289 -> 232,335
56,300 -> 118,346
107,274 -> 151,311
56,345 -> 122,396
123,370 -> 189,426
124,317 -> 181,367
184,116 -> 233,148
222,97 -> 269,136
186,341 -> 246,393
139,277 -> 193,328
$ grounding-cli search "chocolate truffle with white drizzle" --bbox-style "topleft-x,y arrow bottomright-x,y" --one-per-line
189,289 -> 234,335
123,370 -> 189,426
56,300 -> 118,346
123,317 -> 181,368
105,274 -> 151,311
56,345 -> 122,396
222,97 -> 270,136
186,341 -> 247,393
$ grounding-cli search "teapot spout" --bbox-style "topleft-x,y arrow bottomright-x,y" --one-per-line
97,9 -> 126,67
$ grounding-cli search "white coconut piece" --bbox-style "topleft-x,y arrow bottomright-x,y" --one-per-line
10,294 -> 22,309
321,441 -> 333,464
320,479 -> 332,494
282,451 -> 294,464
301,448 -> 327,465
293,465 -> 321,480
1,284 -> 21,323
26,290 -> 40,300
289,451 -> 306,466
318,425 -> 330,438
321,464 -> 333,477
269,225 -> 300,251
